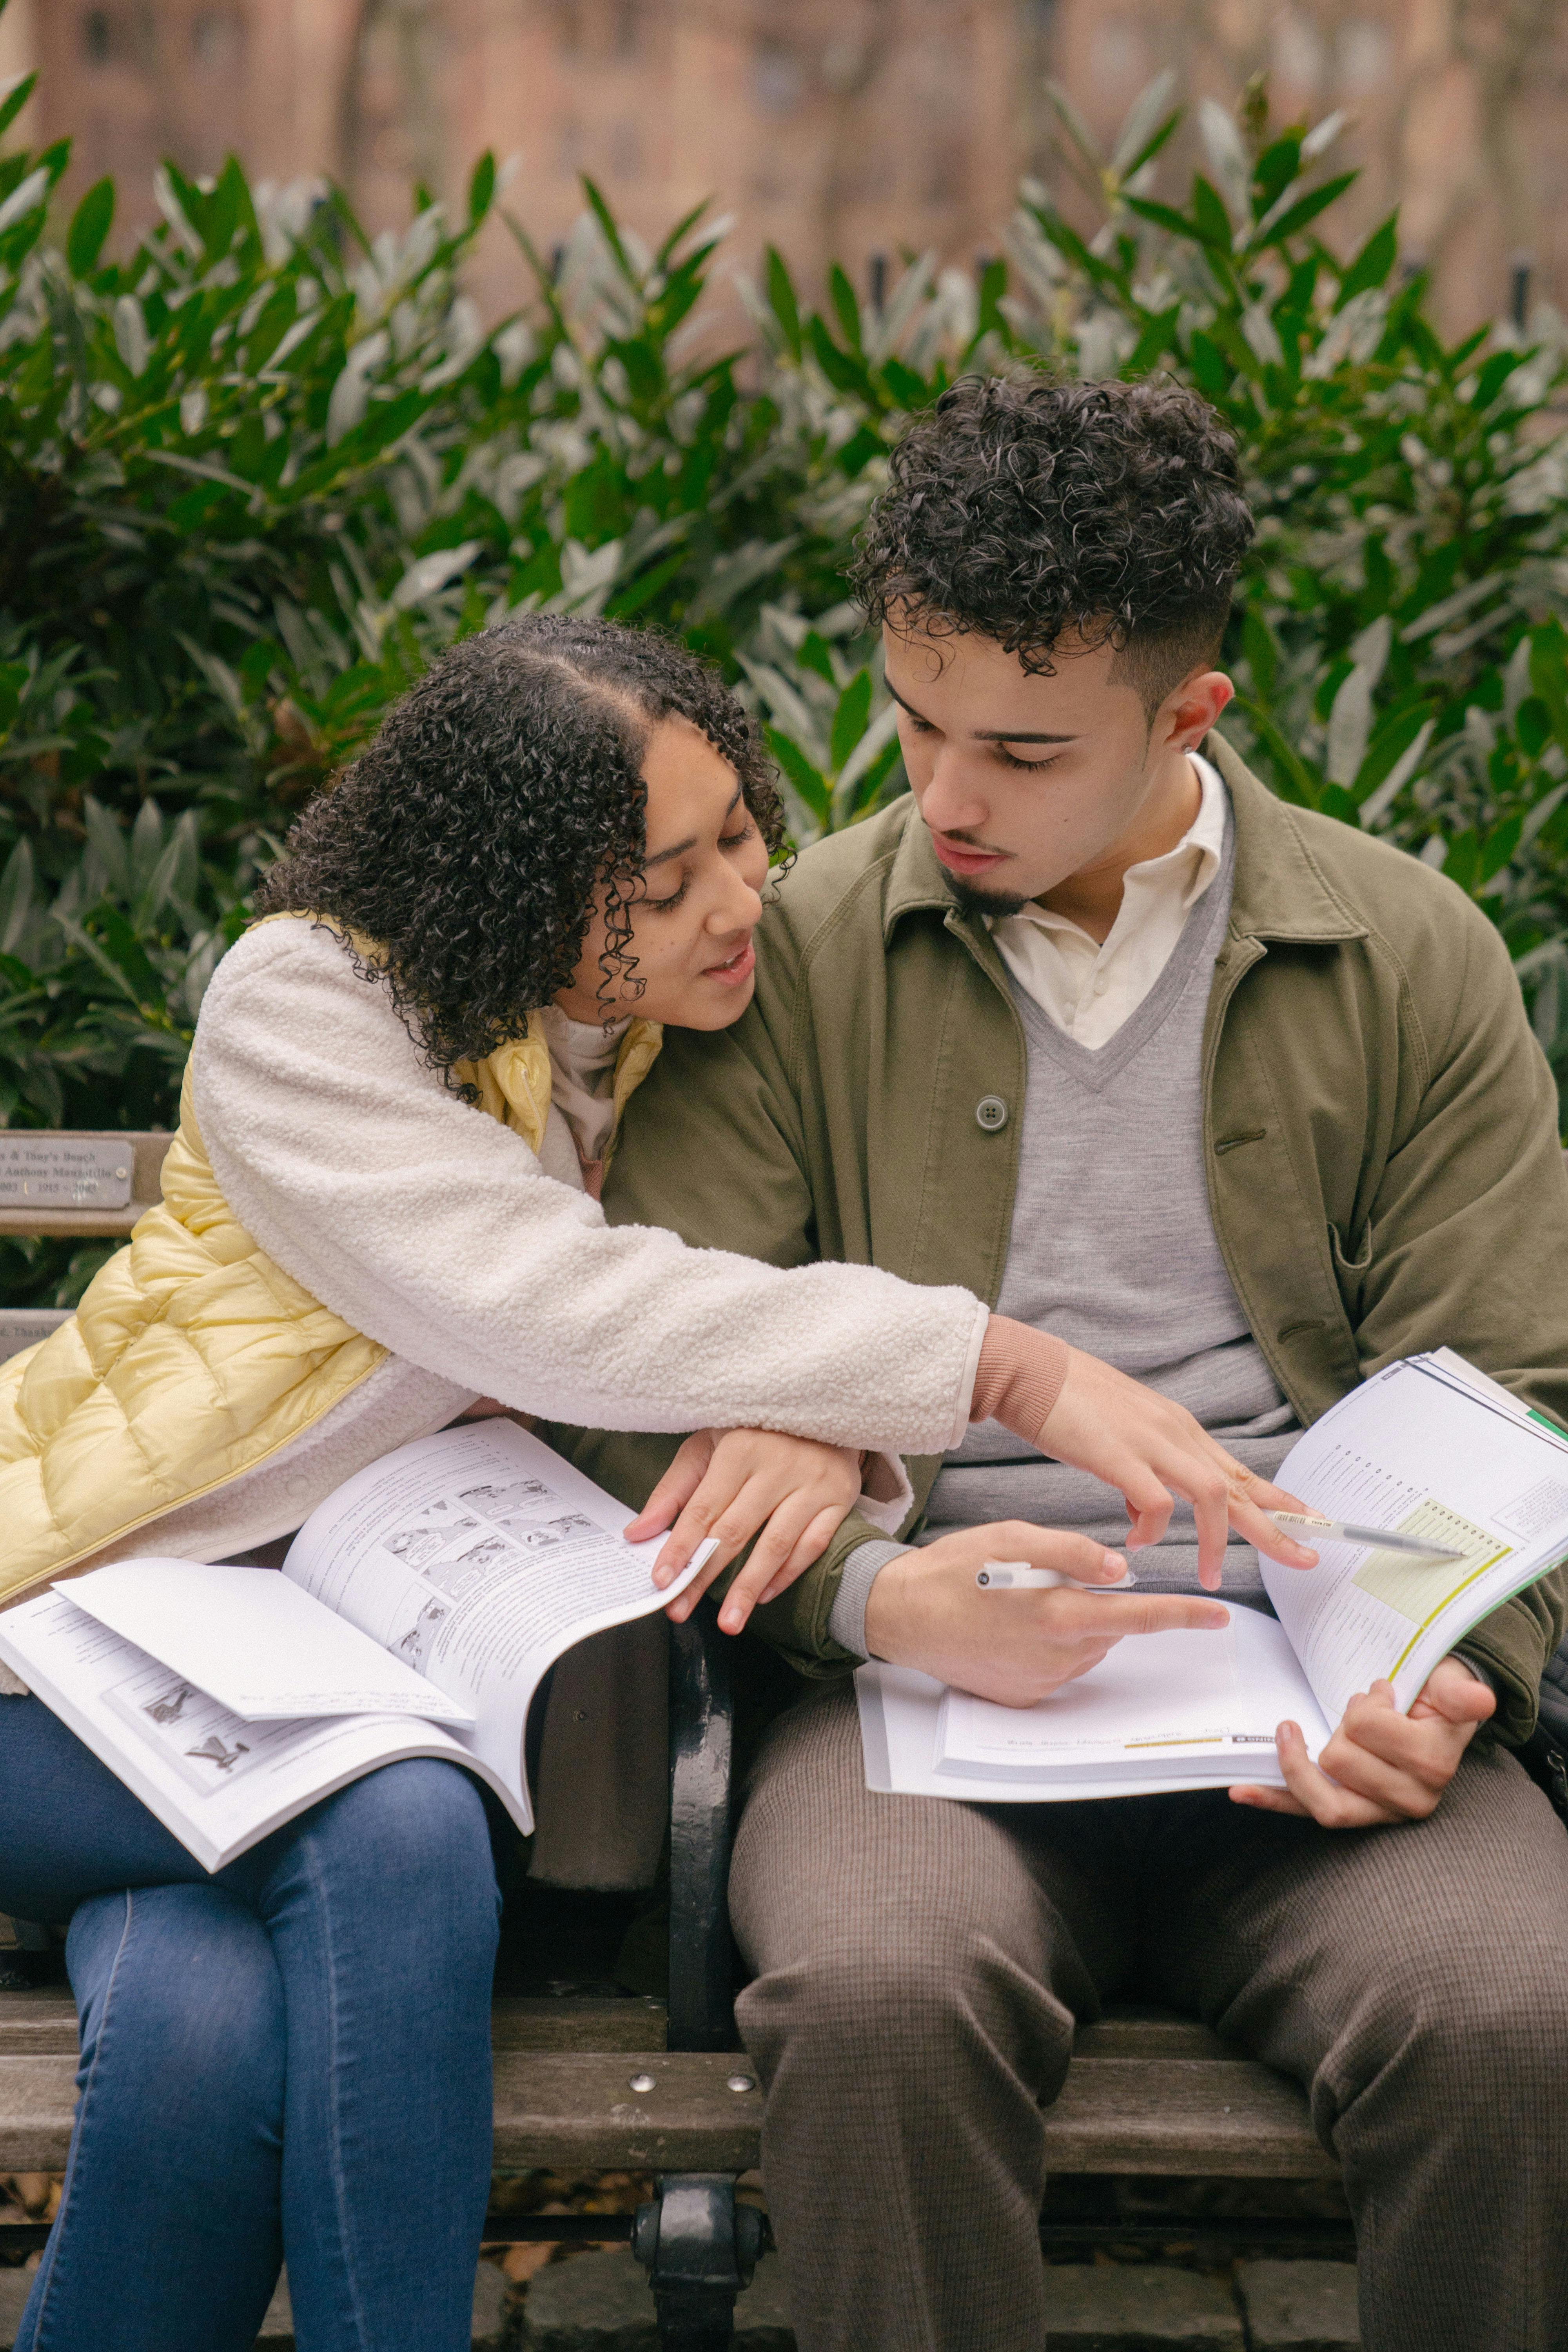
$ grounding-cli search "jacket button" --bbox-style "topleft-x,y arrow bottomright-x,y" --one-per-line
976,1095 -> 1009,1132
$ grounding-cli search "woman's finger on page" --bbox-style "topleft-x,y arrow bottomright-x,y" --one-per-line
717,1502 -> 826,1632
633,1434 -> 717,1560
665,1467 -> 795,1613
654,1462 -> 747,1585
717,1497 -> 814,1623
753,1508 -> 856,1611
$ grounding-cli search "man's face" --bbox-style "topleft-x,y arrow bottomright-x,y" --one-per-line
883,615 -> 1229,913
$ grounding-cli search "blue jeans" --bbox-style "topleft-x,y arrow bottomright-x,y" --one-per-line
0,1699 -> 501,2352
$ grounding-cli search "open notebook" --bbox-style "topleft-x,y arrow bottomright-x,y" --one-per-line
0,1421 -> 707,1871
858,1350 -> 1568,1801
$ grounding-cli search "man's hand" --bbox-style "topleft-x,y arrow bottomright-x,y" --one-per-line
1229,1657 -> 1496,1827
626,1429 -> 864,1633
1037,1345 -> 1318,1591
862,1521 -> 1230,1708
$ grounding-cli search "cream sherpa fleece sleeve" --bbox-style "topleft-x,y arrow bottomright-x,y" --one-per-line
190,920 -> 990,1454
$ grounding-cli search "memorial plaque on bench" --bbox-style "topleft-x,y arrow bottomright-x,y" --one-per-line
0,1310 -> 71,1367
0,1138 -> 134,1210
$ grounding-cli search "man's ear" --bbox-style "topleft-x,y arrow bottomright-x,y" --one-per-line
1156,668 -> 1235,756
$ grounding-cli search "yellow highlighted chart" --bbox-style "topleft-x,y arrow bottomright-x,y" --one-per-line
1352,1497 -> 1512,1636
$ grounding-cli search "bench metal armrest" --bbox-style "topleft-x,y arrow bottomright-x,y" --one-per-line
666,1602 -> 735,2053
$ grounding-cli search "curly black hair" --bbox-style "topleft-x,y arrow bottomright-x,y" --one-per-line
850,371 -> 1255,715
255,613 -> 784,1082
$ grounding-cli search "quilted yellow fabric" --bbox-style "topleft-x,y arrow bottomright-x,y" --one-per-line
0,956 -> 662,1601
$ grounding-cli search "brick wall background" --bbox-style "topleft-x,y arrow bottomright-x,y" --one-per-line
4,0 -> 1566,341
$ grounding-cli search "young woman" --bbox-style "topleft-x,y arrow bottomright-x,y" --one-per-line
0,615 -> 1296,2351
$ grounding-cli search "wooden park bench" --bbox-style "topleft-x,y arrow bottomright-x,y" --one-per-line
0,1134 -> 1354,2347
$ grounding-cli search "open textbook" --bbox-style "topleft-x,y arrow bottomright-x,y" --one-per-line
859,1349 -> 1568,1802
0,1422 -> 707,1871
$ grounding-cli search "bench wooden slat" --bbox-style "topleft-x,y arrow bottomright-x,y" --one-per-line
0,1991 -> 1328,2181
0,1990 -> 668,2059
1072,2015 -> 1237,2060
491,2051 -> 762,2172
0,2059 -> 75,2169
1043,2057 -> 1334,2178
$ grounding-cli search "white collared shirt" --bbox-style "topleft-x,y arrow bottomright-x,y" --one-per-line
989,752 -> 1227,1049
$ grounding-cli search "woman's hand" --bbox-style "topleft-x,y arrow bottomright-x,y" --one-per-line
626,1430 -> 865,1633
1036,1345 -> 1319,1589
1229,1659 -> 1495,1827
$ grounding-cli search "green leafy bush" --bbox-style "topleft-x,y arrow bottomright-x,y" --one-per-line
3,29 -> 1568,1303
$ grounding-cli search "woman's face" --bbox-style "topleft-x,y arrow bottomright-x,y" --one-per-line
552,713 -> 769,1030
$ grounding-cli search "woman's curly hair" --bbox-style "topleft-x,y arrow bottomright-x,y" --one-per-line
850,371 -> 1255,713
255,614 -> 784,1081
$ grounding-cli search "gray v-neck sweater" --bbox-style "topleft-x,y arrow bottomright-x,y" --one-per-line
832,812 -> 1301,1652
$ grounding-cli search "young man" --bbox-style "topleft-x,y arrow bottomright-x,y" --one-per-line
571,375 -> 1568,2352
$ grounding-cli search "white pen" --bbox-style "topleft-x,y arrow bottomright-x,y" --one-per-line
1266,1512 -> 1465,1562
976,1559 -> 1138,1591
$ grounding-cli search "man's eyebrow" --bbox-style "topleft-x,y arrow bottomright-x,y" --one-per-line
884,678 -> 1078,744
644,786 -> 744,867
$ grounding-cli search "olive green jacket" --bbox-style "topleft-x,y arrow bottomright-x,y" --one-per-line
565,735 -> 1568,1745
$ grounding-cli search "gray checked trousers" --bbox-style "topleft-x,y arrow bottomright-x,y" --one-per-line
730,1682 -> 1568,2352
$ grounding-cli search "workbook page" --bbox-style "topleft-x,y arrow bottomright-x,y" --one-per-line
933,1605 -> 1327,1782
282,1421 -> 704,1809
1262,1359 -> 1568,1724
0,1591 -> 501,1874
59,1559 -> 476,1724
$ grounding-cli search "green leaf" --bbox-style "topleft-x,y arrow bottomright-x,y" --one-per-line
0,70 -> 37,145
1122,195 -> 1197,243
1251,135 -> 1302,218
835,422 -> 882,477
1123,305 -> 1181,376
828,265 -> 862,351
1190,176 -> 1234,253
807,314 -> 874,399
1116,107 -> 1181,183
1233,695 -> 1322,806
765,245 -> 802,358
582,178 -> 635,281
829,670 -> 873,773
1470,349 -> 1526,411
1516,697 -> 1552,759
1186,330 -> 1232,398
1336,215 -> 1397,307
655,200 -> 712,270
1480,813 -> 1524,882
766,727 -> 831,824
881,356 -> 932,407
851,737 -> 904,818
0,838 -> 34,959
1443,830 -> 1480,893
128,798 -> 166,902
1530,621 -> 1568,754
1241,607 -> 1277,701
65,175 -> 115,276
1257,172 -> 1357,247
82,796 -> 131,898
468,151 -> 496,225
797,633 -> 836,684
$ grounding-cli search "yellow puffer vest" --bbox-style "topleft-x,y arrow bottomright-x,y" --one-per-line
0,979 -> 661,1603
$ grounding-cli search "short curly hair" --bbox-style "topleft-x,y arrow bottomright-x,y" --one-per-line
254,614 -> 784,1083
850,371 -> 1254,716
